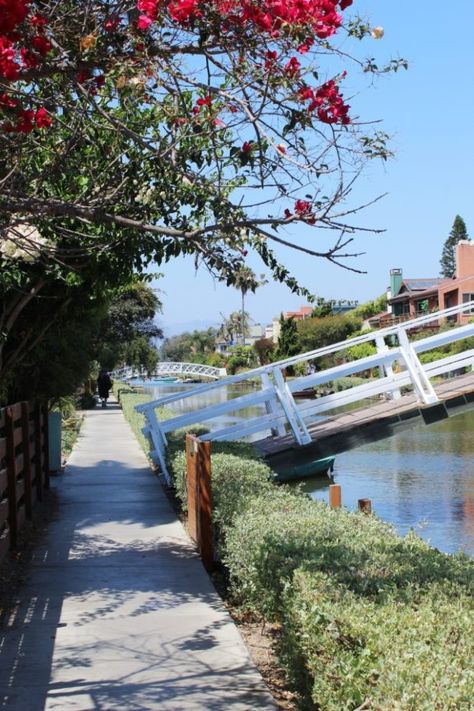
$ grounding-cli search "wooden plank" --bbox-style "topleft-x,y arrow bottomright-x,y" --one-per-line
197,440 -> 213,572
21,402 -> 33,519
16,478 -> 25,502
14,453 -> 24,477
5,406 -> 18,548
0,527 -> 10,563
0,468 -> 7,496
42,405 -> 50,489
13,425 -> 23,449
186,435 -> 199,544
16,505 -> 25,533
7,402 -> 22,420
0,436 -> 6,461
0,498 -> 9,528
33,405 -> 43,501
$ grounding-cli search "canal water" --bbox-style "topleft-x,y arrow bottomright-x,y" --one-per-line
142,380 -> 474,556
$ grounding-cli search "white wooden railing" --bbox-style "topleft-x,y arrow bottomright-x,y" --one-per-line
135,303 -> 474,484
112,362 -> 226,380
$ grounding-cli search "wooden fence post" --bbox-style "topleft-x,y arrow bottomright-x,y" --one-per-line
0,408 -> 10,561
197,440 -> 213,572
20,402 -> 33,519
329,484 -> 341,509
42,405 -> 50,489
33,405 -> 43,499
5,405 -> 19,549
185,434 -> 214,572
186,435 -> 199,543
358,498 -> 372,514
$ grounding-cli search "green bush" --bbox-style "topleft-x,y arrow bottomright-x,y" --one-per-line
167,435 -> 273,533
282,569 -> 474,710
223,491 -> 474,708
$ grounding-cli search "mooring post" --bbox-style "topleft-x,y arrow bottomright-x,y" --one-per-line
329,484 -> 341,509
358,498 -> 372,514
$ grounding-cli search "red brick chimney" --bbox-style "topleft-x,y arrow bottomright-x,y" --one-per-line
455,241 -> 474,279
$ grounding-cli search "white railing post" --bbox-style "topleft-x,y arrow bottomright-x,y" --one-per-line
397,327 -> 439,404
273,367 -> 312,445
376,335 -> 402,400
261,372 -> 286,437
142,408 -> 172,485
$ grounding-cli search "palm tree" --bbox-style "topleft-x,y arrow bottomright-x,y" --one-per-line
232,266 -> 268,345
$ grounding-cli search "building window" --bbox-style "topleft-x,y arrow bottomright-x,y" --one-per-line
462,293 -> 474,313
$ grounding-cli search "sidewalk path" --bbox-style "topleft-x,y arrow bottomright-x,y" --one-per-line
0,402 -> 276,710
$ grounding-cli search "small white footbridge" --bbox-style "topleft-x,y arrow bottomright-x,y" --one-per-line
135,303 -> 474,483
113,362 -> 227,381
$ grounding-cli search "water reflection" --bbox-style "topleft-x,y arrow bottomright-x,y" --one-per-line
143,381 -> 474,556
145,381 -> 270,440
310,412 -> 474,556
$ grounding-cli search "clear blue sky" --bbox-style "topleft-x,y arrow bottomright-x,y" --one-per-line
157,0 -> 474,337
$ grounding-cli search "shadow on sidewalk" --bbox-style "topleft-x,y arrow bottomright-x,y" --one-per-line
0,458 -> 274,710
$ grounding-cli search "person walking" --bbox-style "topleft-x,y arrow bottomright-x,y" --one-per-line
97,369 -> 113,408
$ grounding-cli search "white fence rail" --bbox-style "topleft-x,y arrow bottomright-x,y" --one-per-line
135,303 -> 474,484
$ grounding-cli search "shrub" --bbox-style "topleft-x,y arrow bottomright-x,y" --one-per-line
224,490 -> 474,708
282,569 -> 474,710
167,437 -> 273,540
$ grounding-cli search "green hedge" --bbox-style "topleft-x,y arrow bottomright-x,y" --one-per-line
121,393 -> 474,710
222,489 -> 474,709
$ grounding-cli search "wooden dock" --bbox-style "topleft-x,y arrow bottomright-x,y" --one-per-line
254,372 -> 474,474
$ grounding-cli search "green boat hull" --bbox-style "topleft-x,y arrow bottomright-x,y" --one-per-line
274,455 -> 335,482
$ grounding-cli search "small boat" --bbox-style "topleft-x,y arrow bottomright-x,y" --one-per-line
293,388 -> 318,399
273,455 -> 335,482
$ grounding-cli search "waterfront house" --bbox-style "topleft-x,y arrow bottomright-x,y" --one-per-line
370,241 -> 474,327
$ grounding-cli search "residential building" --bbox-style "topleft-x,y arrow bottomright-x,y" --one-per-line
370,241 -> 474,328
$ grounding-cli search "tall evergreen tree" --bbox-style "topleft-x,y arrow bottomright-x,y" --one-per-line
276,315 -> 301,360
440,215 -> 469,278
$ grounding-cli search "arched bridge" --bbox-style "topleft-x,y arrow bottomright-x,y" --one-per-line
137,302 -> 474,484
155,362 -> 227,380
112,363 -> 226,380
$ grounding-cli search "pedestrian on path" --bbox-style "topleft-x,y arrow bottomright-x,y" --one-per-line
97,368 -> 112,408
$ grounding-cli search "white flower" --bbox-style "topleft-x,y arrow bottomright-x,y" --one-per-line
1,223 -> 49,262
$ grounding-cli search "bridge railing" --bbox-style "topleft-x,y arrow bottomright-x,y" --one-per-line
136,302 -> 474,483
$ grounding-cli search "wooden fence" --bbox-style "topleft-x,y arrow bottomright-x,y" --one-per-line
0,403 -> 50,561
185,435 -> 213,571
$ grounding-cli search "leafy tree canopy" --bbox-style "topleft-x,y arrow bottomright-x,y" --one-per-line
1,0 -> 405,291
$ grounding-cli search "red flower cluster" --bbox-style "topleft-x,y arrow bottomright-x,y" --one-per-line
137,0 -> 160,29
284,199 -> 316,224
193,94 -> 213,114
1,97 -> 51,132
137,0 -> 352,38
298,79 -> 350,125
0,1 -> 52,132
284,57 -> 301,78
0,1 -> 50,80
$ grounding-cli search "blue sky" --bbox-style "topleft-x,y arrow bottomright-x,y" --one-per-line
157,1 -> 474,337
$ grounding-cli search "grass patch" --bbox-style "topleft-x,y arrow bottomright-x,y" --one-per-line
61,414 -> 83,458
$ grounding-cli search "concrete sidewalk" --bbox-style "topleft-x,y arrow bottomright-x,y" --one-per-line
0,402 -> 276,710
